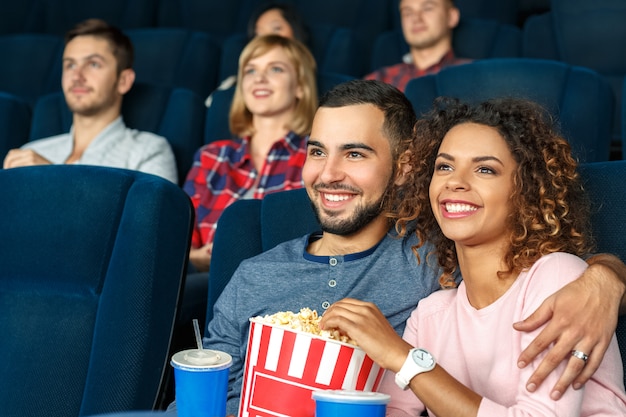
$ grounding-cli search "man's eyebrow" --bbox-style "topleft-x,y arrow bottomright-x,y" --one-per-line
342,142 -> 376,153
307,139 -> 324,148
307,140 -> 376,154
62,53 -> 107,62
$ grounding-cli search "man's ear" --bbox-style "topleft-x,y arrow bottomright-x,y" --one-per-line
394,150 -> 413,186
117,68 -> 136,95
448,6 -> 461,30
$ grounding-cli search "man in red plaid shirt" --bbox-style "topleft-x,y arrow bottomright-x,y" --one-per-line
365,0 -> 470,92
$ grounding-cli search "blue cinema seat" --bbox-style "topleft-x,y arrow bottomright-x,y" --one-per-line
404,58 -> 614,163
127,28 -> 222,99
29,83 -> 206,185
0,33 -> 64,104
156,0 -> 255,41
203,72 -> 355,145
578,160 -> 626,387
0,165 -> 194,417
205,188 -> 318,324
291,0 -> 391,46
0,92 -> 32,162
37,0 -> 159,35
0,0 -> 45,35
370,17 -> 521,73
523,0 -> 626,152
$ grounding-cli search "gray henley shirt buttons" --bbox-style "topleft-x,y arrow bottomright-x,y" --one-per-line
322,257 -> 339,310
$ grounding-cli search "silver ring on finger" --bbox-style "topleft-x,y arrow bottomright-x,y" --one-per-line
571,349 -> 589,363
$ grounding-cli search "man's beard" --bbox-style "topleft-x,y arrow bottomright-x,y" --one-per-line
65,84 -> 118,117
309,180 -> 393,237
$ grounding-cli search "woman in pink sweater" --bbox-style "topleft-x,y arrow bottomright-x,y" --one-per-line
321,97 -> 626,416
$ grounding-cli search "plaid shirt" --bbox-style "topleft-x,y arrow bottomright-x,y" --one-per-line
183,131 -> 307,248
365,50 -> 471,92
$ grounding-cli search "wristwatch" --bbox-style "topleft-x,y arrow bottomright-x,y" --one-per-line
395,348 -> 436,390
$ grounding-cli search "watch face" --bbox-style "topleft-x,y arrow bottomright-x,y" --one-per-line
411,348 -> 434,367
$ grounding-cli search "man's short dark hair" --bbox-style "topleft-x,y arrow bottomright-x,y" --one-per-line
65,18 -> 134,74
319,79 -> 417,158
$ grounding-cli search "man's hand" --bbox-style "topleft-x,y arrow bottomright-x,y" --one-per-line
188,242 -> 213,272
3,149 -> 52,169
514,257 -> 625,399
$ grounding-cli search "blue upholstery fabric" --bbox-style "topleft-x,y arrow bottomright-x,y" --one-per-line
292,0 -> 391,46
370,17 -> 521,73
0,33 -> 64,104
127,28 -> 222,99
37,0 -> 158,35
623,77 -> 626,158
203,87 -> 236,144
0,92 -> 31,162
156,0 -> 255,41
205,188 -> 318,325
404,58 -> 614,163
203,72 -> 355,145
0,0 -> 46,35
29,84 -> 206,185
522,0 -> 626,147
0,165 -> 193,417
578,160 -> 626,388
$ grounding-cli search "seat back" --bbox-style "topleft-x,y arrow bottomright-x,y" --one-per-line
29,84 -> 206,185
38,0 -> 158,35
205,188 -> 318,324
0,92 -> 31,162
0,33 -> 64,104
0,0 -> 45,35
0,165 -> 193,417
127,28 -> 222,99
578,160 -> 626,388
405,58 -> 614,163
522,0 -> 626,148
156,0 -> 255,41
370,17 -> 521,73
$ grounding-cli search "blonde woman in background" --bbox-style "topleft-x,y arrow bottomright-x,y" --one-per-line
184,34 -> 317,272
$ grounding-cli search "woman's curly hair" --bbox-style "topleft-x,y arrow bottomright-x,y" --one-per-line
387,97 -> 595,288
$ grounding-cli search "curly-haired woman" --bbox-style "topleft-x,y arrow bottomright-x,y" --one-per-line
321,97 -> 626,416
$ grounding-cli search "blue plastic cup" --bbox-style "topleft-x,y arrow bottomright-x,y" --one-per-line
312,390 -> 390,417
171,349 -> 233,417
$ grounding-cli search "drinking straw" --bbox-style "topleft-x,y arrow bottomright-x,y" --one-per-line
192,318 -> 203,350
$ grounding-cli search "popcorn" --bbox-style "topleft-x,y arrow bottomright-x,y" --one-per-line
256,308 -> 357,346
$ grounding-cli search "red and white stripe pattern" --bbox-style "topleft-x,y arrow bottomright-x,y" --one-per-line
239,319 -> 385,417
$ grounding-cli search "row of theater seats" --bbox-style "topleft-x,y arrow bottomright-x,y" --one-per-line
3,159 -> 626,416
2,56 -> 624,187
0,0 -> 544,37
1,1 -> 625,138
0,17 -> 523,104
0,72 -> 354,185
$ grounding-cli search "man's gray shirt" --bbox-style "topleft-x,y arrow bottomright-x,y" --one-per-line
203,230 -> 443,415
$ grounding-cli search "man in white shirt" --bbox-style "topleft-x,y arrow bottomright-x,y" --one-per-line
3,18 -> 177,183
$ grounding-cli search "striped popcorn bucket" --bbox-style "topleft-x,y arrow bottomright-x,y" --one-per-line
238,317 -> 386,417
